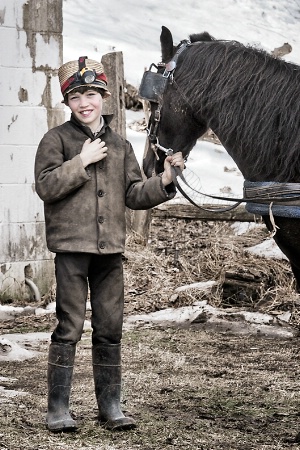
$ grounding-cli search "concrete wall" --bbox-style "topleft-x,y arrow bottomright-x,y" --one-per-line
0,0 -> 64,301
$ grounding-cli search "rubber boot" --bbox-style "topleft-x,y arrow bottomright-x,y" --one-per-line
92,343 -> 136,431
46,343 -> 77,432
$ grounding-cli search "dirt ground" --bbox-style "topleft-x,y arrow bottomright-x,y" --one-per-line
1,217 -> 300,450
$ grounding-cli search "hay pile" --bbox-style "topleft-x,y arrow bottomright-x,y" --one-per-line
123,218 -> 300,327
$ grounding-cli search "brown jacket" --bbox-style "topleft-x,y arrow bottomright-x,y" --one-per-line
34,115 -> 175,254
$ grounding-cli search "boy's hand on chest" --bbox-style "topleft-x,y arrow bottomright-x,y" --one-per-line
79,138 -> 108,168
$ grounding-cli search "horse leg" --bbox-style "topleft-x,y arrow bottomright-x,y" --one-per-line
290,264 -> 300,293
262,215 -> 300,292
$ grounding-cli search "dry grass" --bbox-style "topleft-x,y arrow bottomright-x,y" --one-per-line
1,329 -> 300,450
123,218 -> 299,325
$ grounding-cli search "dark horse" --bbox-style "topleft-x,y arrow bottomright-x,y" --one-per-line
142,26 -> 300,292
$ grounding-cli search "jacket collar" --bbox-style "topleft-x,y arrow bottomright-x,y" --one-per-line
70,113 -> 114,138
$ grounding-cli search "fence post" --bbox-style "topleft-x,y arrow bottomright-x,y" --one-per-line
101,52 -> 134,232
101,52 -> 126,137
101,52 -> 152,241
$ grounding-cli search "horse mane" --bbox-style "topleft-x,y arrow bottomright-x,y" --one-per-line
175,35 -> 300,182
189,32 -> 215,43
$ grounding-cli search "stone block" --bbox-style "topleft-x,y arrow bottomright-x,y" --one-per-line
0,146 -> 37,184
0,222 -> 49,263
0,184 -> 44,224
0,105 -> 48,145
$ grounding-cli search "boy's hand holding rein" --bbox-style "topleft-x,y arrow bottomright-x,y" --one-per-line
161,152 -> 185,186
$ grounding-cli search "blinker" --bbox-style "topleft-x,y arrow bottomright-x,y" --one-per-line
139,39 -> 191,103
139,63 -> 168,103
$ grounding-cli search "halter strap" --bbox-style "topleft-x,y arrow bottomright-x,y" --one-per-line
162,39 -> 192,79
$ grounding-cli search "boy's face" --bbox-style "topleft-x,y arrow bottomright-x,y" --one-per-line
67,89 -> 103,131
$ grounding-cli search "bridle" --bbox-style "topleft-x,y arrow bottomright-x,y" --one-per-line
139,40 -> 300,212
141,39 -> 193,161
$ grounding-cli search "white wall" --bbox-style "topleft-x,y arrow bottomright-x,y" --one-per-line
0,0 -> 64,301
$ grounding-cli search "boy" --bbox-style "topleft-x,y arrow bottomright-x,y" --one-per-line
34,56 -> 184,432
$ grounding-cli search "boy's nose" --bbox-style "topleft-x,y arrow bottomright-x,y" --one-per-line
79,98 -> 89,107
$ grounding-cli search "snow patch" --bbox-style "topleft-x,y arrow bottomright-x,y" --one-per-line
0,337 -> 39,362
175,280 -> 217,292
246,239 -> 288,260
124,300 -> 295,339
231,222 -> 264,236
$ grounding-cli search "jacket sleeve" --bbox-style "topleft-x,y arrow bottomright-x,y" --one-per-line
34,130 -> 91,203
124,141 -> 176,210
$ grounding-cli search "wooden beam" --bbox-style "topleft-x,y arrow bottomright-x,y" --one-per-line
152,203 -> 258,222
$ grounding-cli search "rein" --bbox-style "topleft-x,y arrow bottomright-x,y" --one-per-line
171,166 -> 242,212
171,165 -> 300,212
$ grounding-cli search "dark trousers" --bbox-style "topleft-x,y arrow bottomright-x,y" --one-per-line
51,253 -> 124,346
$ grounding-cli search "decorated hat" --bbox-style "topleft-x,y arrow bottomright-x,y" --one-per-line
58,56 -> 111,98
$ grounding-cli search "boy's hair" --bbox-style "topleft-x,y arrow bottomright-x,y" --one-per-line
64,86 -> 106,105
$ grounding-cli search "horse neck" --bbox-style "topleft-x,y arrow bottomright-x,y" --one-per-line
204,120 -> 254,179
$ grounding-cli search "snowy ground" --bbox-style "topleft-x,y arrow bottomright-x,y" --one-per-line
0,290 -> 295,365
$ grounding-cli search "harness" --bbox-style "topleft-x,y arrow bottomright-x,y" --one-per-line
139,40 -> 300,214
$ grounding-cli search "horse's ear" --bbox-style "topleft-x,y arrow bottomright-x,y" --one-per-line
160,26 -> 174,62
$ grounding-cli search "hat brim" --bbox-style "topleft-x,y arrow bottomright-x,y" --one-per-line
64,81 -> 111,99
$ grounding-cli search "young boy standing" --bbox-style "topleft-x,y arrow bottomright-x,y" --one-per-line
34,56 -> 184,433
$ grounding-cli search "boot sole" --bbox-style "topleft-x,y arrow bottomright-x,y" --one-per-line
48,425 -> 78,433
47,419 -> 78,433
100,417 -> 137,431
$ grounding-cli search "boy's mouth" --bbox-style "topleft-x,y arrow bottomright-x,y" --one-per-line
80,109 -> 93,117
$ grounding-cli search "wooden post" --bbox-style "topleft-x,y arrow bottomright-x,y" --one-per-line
101,52 -> 132,231
101,54 -> 154,241
101,52 -> 126,137
130,99 -> 152,243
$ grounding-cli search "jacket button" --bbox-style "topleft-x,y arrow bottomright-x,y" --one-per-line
97,190 -> 105,197
99,242 -> 105,249
98,216 -> 104,223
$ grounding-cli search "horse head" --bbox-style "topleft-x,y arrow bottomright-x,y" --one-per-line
142,26 -> 211,178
